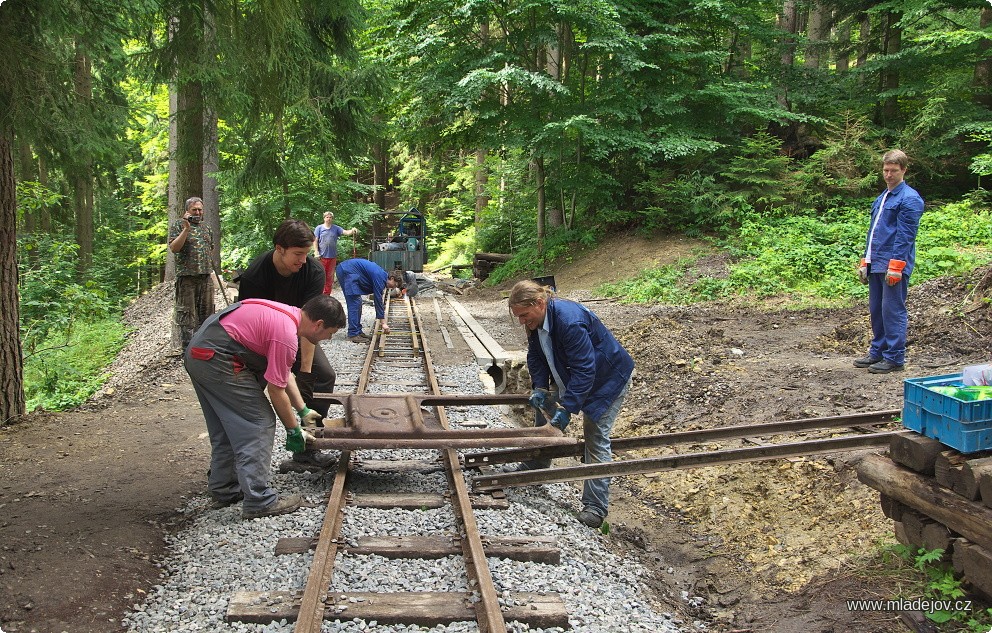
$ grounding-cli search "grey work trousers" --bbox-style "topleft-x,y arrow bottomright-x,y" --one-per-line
184,307 -> 278,512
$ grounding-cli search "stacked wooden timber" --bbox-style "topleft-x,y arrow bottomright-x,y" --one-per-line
473,252 -> 511,281
858,433 -> 992,598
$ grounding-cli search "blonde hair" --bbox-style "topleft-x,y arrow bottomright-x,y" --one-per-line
508,280 -> 554,308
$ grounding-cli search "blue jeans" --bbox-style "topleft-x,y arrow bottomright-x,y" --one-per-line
867,272 -> 909,365
524,379 -> 631,519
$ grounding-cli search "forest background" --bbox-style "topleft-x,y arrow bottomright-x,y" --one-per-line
1,0 -> 992,423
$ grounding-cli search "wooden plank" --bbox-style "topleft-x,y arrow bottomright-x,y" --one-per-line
350,458 -> 444,473
445,296 -> 509,362
889,433 -> 944,475
879,493 -> 907,522
227,591 -> 568,628
857,454 -> 992,552
449,315 -> 493,366
274,535 -> 560,563
350,492 -> 508,510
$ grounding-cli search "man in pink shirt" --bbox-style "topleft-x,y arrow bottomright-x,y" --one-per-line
184,294 -> 346,519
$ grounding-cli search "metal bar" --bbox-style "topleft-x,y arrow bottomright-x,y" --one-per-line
415,300 -> 506,633
311,392 -> 530,407
471,431 -> 909,491
462,409 -> 902,468
292,452 -> 351,632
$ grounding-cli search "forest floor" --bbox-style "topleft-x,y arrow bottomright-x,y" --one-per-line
2,232 -> 992,633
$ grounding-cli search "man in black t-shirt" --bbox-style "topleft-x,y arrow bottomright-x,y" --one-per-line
237,219 -> 337,471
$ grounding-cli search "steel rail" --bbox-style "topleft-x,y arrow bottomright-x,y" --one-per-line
291,288 -> 509,633
463,409 -> 902,468
472,430 -> 910,492
414,299 -> 508,633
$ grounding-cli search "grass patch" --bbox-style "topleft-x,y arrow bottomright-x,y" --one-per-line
23,318 -> 128,412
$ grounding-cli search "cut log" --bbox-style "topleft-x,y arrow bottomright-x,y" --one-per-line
961,456 -> 992,502
894,520 -> 911,547
889,433 -> 944,475
857,454 -> 992,552
934,450 -> 967,491
901,509 -> 927,547
921,521 -> 953,554
950,538 -> 992,601
879,493 -> 907,522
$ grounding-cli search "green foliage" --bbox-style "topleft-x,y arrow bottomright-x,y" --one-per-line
884,543 -> 992,630
23,319 -> 127,412
484,227 -> 598,286
598,197 -> 992,305
18,236 -> 115,353
722,133 -> 795,213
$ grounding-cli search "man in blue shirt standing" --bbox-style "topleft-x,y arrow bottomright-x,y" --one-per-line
505,280 -> 634,529
314,212 -> 359,294
855,149 -> 925,374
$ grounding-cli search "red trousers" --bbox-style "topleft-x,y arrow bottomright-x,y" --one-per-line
320,257 -> 337,294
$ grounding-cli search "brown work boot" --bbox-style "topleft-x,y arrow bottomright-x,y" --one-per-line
242,493 -> 301,520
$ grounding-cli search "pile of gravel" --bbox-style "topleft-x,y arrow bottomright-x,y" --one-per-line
122,289 -> 703,633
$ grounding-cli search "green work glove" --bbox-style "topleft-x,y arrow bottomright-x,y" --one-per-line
285,426 -> 315,453
297,406 -> 322,426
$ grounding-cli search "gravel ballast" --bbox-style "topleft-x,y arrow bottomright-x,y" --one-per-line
123,291 -> 701,632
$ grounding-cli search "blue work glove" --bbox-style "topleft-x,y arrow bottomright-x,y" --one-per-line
528,389 -> 550,411
550,408 -> 570,432
285,426 -> 315,453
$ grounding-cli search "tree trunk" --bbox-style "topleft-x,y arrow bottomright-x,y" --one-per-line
777,0 -> 798,109
0,129 -> 26,425
474,149 -> 489,226
165,53 -> 178,284
372,140 -> 387,210
804,1 -> 830,69
835,16 -> 851,72
535,156 -> 546,256
204,106 -> 220,270
72,43 -> 94,274
880,11 -> 902,124
975,6 -> 992,109
856,12 -> 870,68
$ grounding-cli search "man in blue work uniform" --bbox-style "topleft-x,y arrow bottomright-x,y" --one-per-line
335,258 -> 400,342
504,279 -> 634,529
855,149 -> 925,374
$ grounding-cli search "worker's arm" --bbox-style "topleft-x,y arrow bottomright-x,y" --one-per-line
266,383 -> 305,429
298,337 -> 315,373
168,219 -> 191,253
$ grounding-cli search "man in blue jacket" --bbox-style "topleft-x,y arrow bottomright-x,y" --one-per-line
336,258 -> 399,342
855,149 -> 925,374
505,279 -> 634,528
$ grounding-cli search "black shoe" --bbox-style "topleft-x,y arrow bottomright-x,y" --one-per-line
577,510 -> 604,528
868,359 -> 904,374
853,355 -> 881,368
209,492 -> 244,510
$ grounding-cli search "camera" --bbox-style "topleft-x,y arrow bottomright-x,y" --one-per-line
187,215 -> 202,225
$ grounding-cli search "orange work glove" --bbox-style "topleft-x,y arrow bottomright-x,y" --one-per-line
886,259 -> 906,286
858,258 -> 868,285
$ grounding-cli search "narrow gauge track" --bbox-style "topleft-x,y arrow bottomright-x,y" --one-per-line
468,410 -> 907,492
227,293 -> 571,632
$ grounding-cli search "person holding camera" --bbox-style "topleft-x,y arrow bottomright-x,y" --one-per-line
169,196 -> 215,350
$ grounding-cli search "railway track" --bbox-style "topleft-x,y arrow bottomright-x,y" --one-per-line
223,290 -> 909,632
227,292 -> 571,632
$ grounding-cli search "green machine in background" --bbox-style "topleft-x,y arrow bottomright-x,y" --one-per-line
368,208 -> 427,273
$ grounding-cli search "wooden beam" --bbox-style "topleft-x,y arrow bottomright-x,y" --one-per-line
857,454 -> 992,552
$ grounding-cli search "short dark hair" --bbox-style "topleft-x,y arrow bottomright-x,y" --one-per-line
301,294 -> 346,328
273,219 -> 315,249
388,270 -> 404,287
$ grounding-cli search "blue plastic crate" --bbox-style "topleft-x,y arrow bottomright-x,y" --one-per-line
903,373 -> 992,453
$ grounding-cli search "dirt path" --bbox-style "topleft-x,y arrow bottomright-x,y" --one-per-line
1,232 -> 990,633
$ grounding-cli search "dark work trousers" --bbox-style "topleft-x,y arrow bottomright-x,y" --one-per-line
292,344 -> 335,418
175,274 -> 215,350
867,272 -> 910,365
184,304 -> 278,513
